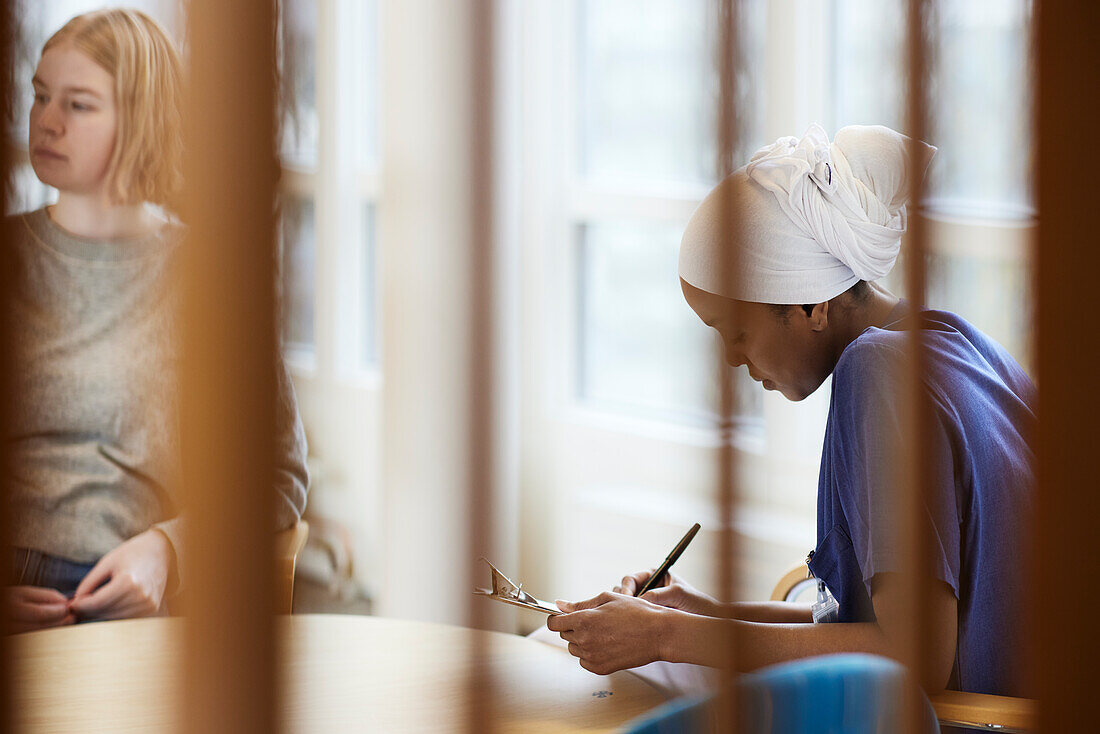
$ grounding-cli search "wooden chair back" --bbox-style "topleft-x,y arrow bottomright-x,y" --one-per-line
275,521 -> 310,615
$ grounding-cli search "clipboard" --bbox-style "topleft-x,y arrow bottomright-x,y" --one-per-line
473,558 -> 562,616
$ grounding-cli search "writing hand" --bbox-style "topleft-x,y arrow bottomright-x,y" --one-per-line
615,569 -> 722,617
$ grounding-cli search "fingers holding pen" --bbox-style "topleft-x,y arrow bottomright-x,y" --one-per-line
614,569 -> 656,595
549,524 -> 703,673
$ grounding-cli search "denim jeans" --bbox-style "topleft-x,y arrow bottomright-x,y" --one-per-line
10,547 -> 97,598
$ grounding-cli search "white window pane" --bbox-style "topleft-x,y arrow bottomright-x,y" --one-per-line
929,254 -> 1030,373
833,0 -> 907,133
836,0 -> 1034,380
882,250 -> 1032,375
578,0 -> 765,185
834,0 -> 1033,214
361,203 -> 379,367
281,0 -> 318,167
929,0 -> 1032,212
355,0 -> 380,170
578,220 -> 763,423
281,196 -> 315,351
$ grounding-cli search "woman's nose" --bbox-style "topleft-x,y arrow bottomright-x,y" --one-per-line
35,102 -> 62,135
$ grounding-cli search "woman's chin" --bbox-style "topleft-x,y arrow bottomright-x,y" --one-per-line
29,166 -> 67,192
782,377 -> 830,402
777,385 -> 809,402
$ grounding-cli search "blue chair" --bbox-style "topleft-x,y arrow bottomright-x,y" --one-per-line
623,653 -> 938,734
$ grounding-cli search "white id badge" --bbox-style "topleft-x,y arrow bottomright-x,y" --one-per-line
811,580 -> 839,624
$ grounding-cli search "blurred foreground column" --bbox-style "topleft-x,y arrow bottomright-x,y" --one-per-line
713,0 -> 742,729
1033,1 -> 1100,731
180,1 -> 278,733
0,3 -> 16,733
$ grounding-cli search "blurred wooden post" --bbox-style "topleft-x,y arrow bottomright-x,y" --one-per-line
0,4 -> 16,733
180,1 -> 279,733
714,0 -> 741,729
1033,1 -> 1100,731
901,0 -> 932,730
466,0 -> 496,730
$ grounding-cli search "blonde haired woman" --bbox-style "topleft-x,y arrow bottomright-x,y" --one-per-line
3,9 -> 308,632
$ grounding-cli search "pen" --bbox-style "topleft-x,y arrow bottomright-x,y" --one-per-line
635,522 -> 701,597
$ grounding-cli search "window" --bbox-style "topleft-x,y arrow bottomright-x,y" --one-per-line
278,0 -> 318,357
571,0 -> 767,427
359,203 -> 379,366
833,0 -> 1035,372
578,220 -> 764,423
928,0 -> 1032,213
280,0 -> 319,168
278,0 -> 380,373
579,0 -> 720,186
833,0 -> 1033,214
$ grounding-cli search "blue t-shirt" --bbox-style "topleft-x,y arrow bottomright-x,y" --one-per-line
806,303 -> 1035,697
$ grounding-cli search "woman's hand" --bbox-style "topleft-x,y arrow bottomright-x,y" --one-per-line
3,586 -> 75,633
546,591 -> 687,675
69,529 -> 176,621
615,569 -> 723,618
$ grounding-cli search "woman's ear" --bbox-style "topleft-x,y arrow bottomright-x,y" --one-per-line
809,300 -> 829,332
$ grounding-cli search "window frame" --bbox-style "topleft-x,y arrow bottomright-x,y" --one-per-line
280,0 -> 381,386
560,0 -> 768,436
826,0 -> 1036,373
517,0 -> 827,526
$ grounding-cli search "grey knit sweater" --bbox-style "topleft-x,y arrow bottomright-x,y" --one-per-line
3,207 -> 309,587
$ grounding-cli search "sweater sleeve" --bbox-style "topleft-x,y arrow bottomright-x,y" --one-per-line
151,516 -> 185,596
273,355 -> 311,530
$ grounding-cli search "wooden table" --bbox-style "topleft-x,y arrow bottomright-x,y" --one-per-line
12,614 -> 667,733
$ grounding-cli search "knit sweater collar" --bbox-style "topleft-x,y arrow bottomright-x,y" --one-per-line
22,206 -> 173,263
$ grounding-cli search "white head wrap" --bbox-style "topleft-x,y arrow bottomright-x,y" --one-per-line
678,124 -> 936,304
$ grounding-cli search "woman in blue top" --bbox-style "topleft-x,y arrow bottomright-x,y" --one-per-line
547,124 -> 1034,699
